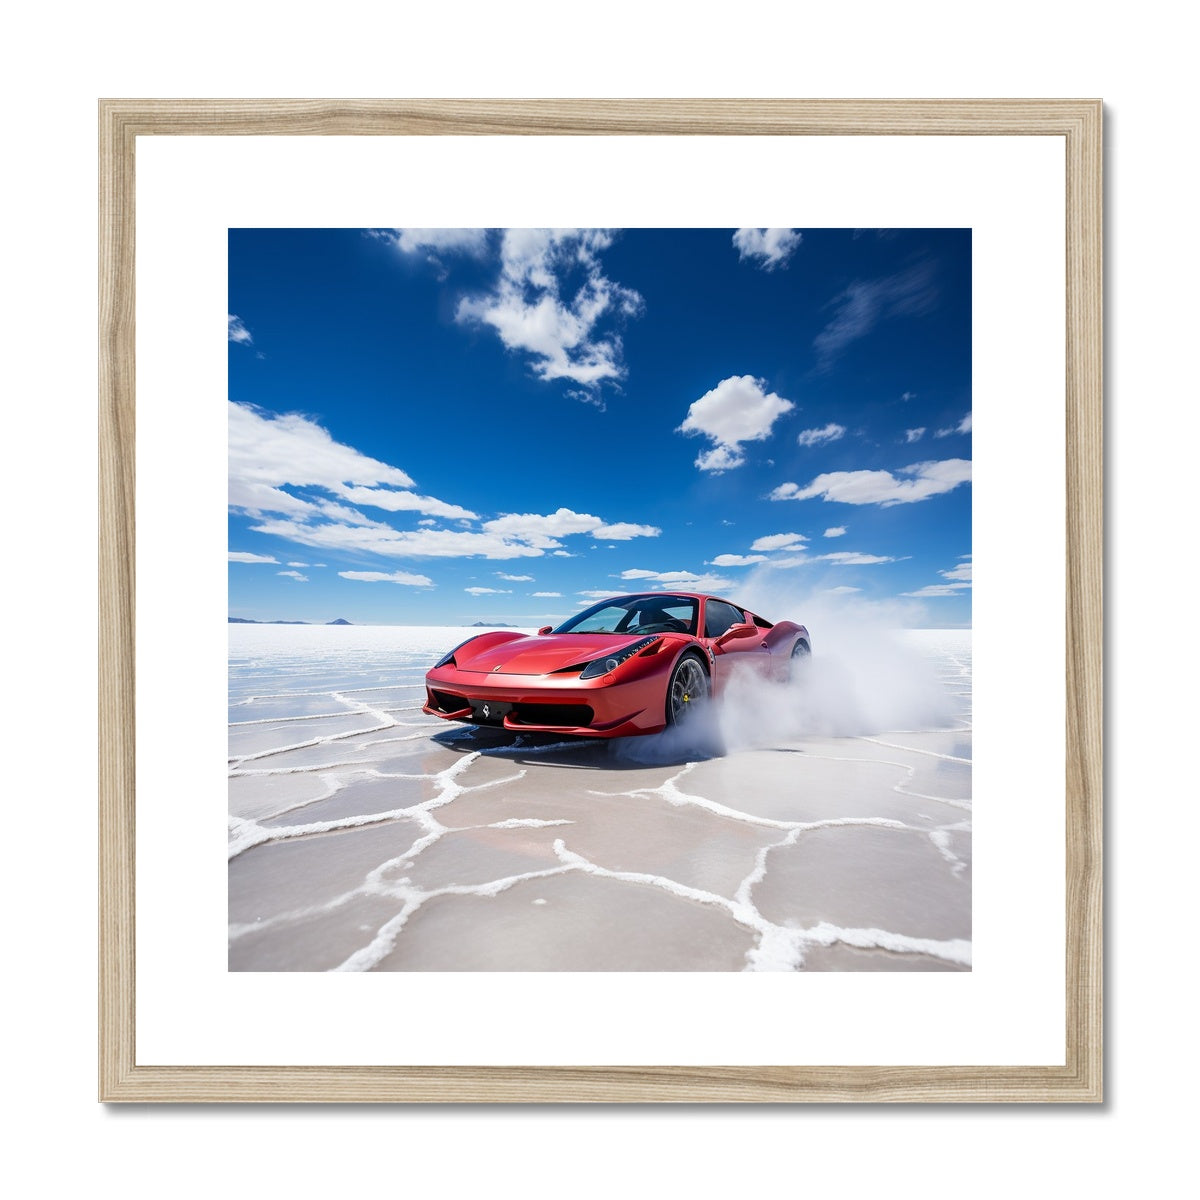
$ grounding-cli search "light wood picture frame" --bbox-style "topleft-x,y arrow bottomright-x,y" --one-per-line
99,98 -> 1102,1103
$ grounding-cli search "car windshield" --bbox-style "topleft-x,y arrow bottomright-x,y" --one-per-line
553,594 -> 698,636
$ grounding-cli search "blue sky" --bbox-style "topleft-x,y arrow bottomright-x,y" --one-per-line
229,227 -> 971,627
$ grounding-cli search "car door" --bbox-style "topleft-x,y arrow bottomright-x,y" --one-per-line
703,598 -> 770,691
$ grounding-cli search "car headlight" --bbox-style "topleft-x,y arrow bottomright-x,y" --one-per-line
578,636 -> 658,680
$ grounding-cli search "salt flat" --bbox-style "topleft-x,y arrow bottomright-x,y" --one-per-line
229,624 -> 971,971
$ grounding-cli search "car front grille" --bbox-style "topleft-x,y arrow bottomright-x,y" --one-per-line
510,703 -> 594,728
429,690 -> 594,729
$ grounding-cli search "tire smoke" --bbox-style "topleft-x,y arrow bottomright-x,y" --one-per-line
608,582 -> 966,764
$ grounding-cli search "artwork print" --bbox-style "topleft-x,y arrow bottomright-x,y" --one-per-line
227,227 -> 972,973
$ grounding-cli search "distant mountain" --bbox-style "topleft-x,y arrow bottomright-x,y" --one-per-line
228,617 -> 354,625
470,621 -> 515,627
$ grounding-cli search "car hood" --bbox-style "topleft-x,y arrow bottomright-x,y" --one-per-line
454,633 -> 655,676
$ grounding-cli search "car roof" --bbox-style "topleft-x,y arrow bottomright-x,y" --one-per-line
591,591 -> 744,607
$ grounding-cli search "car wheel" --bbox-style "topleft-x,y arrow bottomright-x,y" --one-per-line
789,639 -> 811,679
667,652 -> 709,726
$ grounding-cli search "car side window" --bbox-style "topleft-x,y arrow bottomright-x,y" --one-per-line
704,600 -> 744,639
658,601 -> 697,632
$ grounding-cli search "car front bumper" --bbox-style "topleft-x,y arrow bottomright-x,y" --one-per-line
422,666 -> 667,738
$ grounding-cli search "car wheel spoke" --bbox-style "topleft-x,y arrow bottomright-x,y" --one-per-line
669,656 -> 708,724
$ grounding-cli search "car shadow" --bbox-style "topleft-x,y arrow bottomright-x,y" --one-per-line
431,720 -> 726,770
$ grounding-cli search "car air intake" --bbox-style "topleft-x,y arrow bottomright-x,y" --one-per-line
511,703 -> 594,728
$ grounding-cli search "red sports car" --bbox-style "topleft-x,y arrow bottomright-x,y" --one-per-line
423,592 -> 810,738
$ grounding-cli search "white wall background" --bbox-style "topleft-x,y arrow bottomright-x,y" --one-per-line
4,3 -> 1187,1196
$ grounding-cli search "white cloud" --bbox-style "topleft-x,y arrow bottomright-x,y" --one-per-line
732,228 -> 802,270
277,570 -> 308,582
678,375 -> 794,473
822,586 -> 862,594
228,314 -> 253,344
708,553 -> 768,567
483,507 -> 659,547
313,499 -> 382,525
577,590 -> 618,600
497,573 -> 534,582
334,485 -> 476,521
814,552 -> 898,565
694,444 -> 746,472
770,458 -> 972,506
796,423 -> 846,448
824,526 -> 846,538
652,572 -> 708,584
660,573 -> 734,593
901,555 -> 972,597
388,228 -> 491,258
229,403 -> 416,514
229,551 -> 278,564
750,532 -> 808,552
231,403 -> 577,560
615,568 -> 734,593
338,570 -> 434,587
455,228 -> 643,392
936,412 -> 973,437
228,481 -> 317,516
482,508 -> 603,545
465,586 -> 511,596
901,583 -> 970,598
286,562 -> 308,567
904,427 -> 926,443
531,591 -> 562,598
592,521 -> 661,540
249,518 -> 546,560
813,264 -> 937,368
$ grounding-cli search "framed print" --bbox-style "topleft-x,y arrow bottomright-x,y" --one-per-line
99,99 -> 1102,1102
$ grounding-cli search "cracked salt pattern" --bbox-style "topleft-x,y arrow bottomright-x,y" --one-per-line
229,624 -> 971,971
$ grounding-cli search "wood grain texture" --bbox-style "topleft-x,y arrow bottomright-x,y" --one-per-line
1062,99 -> 1104,1104
98,98 -> 1103,1104
98,98 -> 137,1106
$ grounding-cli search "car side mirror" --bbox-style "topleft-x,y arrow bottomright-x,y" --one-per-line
717,621 -> 758,646
538,626 -> 553,636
